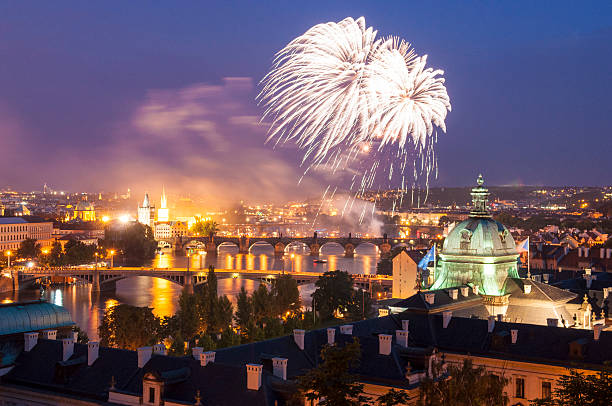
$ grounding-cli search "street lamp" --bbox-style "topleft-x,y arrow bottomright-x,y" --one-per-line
290,253 -> 295,273
108,250 -> 115,268
5,251 -> 11,269
94,252 -> 99,270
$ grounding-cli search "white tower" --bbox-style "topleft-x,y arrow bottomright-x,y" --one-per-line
138,193 -> 155,227
157,186 -> 169,222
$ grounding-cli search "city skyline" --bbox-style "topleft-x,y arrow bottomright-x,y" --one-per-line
0,1 -> 610,201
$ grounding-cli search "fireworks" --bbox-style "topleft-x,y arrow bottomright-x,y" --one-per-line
258,16 -> 451,213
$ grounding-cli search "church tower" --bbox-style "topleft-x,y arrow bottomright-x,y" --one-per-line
138,193 -> 155,227
157,186 -> 169,222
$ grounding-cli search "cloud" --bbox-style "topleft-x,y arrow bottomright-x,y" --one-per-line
0,78 -> 322,207
109,78 -> 321,206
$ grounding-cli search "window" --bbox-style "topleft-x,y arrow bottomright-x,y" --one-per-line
515,377 -> 525,398
542,381 -> 552,399
149,387 -> 155,403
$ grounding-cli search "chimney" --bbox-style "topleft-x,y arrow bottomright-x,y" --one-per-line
396,330 -> 409,348
246,364 -> 263,390
511,329 -> 518,344
606,248 -> 612,259
578,247 -> 582,257
340,325 -> 353,335
402,319 -> 409,331
600,248 -> 605,259
604,288 -> 609,300
378,334 -> 392,355
594,324 -> 603,341
137,346 -> 152,368
192,347 -> 203,360
424,293 -> 435,305
293,329 -> 305,350
547,318 -> 559,327
497,314 -> 503,322
24,332 -> 39,352
153,343 -> 166,355
487,316 -> 495,333
473,285 -> 480,295
449,289 -> 458,300
460,286 -> 469,297
523,283 -> 532,294
42,330 -> 57,340
72,331 -> 79,342
442,311 -> 452,328
378,308 -> 389,317
200,351 -> 215,366
543,274 -> 550,283
327,328 -> 335,345
62,337 -> 74,361
87,341 -> 99,366
272,357 -> 288,380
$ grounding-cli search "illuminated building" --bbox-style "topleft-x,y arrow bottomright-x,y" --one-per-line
430,174 -> 519,296
72,201 -> 96,222
137,193 -> 155,228
157,187 -> 169,222
0,217 -> 53,251
389,175 -> 580,327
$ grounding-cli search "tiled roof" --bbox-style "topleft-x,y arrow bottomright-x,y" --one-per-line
0,301 -> 74,336
4,340 -> 271,405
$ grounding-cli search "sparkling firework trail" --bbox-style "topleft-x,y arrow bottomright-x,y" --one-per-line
258,17 -> 451,225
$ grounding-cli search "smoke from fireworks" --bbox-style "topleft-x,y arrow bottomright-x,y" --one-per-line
258,16 -> 451,219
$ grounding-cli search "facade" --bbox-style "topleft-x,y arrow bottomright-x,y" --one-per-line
138,193 -> 155,228
0,217 -> 54,251
154,223 -> 171,241
392,249 -> 419,298
72,201 -> 96,222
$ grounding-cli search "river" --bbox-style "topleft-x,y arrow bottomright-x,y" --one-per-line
0,243 -> 379,340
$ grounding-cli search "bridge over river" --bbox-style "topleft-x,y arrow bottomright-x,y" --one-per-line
12,266 -> 393,294
172,232 -> 394,258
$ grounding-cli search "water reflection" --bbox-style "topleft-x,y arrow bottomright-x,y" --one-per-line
0,245 -> 378,341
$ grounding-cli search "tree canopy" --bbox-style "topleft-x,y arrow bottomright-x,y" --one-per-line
531,368 -> 612,406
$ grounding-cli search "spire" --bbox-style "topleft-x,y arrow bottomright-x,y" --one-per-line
469,174 -> 490,218
142,193 -> 150,208
160,186 -> 167,209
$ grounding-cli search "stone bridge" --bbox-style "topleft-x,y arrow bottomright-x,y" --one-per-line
176,232 -> 393,258
13,266 -> 392,294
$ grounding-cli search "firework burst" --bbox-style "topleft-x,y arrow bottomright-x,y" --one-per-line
258,17 -> 451,218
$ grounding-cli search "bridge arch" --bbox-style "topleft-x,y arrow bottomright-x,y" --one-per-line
185,240 -> 206,250
157,241 -> 173,249
354,242 -> 379,255
217,242 -> 239,253
248,241 -> 274,254
319,242 -> 344,255
284,241 -> 310,254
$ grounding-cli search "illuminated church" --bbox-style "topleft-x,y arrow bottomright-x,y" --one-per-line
388,175 -> 588,328
70,201 -> 96,222
137,193 -> 155,228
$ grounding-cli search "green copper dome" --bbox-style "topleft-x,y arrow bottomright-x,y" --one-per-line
430,175 -> 519,296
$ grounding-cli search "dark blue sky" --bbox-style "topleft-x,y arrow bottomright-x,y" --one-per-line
1,1 -> 611,195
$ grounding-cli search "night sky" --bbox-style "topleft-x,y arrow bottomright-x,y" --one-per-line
1,1 -> 611,200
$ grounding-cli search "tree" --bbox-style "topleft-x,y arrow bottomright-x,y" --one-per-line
252,283 -> 273,324
101,222 -> 156,265
297,338 -> 410,406
270,274 -> 301,317
345,288 -> 373,321
531,368 -> 612,406
63,239 -> 96,265
176,291 -> 199,339
312,270 -> 355,320
17,238 -> 41,259
191,219 -> 219,239
417,358 -> 509,406
99,304 -> 161,350
46,241 -> 63,266
298,338 -> 367,406
235,286 -> 255,338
